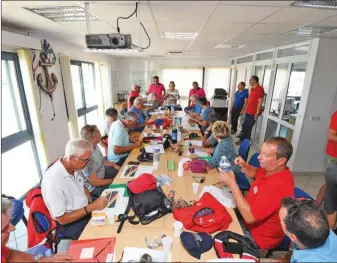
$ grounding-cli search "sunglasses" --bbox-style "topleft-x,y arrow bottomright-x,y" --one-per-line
288,198 -> 315,231
193,176 -> 205,184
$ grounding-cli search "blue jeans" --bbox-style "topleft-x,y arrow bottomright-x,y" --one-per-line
240,114 -> 256,141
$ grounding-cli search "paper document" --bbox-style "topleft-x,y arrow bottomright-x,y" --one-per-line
149,110 -> 165,115
122,247 -> 169,262
185,124 -> 200,131
200,185 -> 236,208
189,140 -> 203,146
145,144 -> 165,154
195,149 -> 209,157
207,259 -> 255,262
144,132 -> 161,137
79,248 -> 94,259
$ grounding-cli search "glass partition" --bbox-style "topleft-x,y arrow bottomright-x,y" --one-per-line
265,119 -> 278,140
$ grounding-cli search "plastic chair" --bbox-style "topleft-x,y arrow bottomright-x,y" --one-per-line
237,152 -> 260,193
238,139 -> 251,162
265,187 -> 313,258
25,243 -> 54,257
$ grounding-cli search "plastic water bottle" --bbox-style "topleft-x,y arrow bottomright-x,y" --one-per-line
171,104 -> 175,113
171,126 -> 178,144
178,161 -> 184,177
177,131 -> 182,142
219,156 -> 232,173
153,145 -> 160,170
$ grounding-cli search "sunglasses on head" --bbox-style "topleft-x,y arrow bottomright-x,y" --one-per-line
288,197 -> 316,231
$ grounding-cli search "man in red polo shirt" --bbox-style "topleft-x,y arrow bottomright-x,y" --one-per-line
188,81 -> 206,106
127,84 -> 140,109
219,137 -> 294,249
147,76 -> 165,103
1,199 -> 72,262
236,75 -> 264,145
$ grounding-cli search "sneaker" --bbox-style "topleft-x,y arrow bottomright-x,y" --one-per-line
235,140 -> 241,146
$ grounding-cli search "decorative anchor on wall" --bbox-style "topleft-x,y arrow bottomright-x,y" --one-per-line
37,52 -> 58,121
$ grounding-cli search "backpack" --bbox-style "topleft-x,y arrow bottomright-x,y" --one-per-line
116,174 -> 172,233
173,192 -> 232,234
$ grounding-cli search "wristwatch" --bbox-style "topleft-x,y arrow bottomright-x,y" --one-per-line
34,254 -> 44,262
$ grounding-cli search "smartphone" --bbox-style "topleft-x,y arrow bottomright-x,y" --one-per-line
128,161 -> 140,165
223,241 -> 243,255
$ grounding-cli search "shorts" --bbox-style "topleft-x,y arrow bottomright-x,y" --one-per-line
324,163 -> 337,214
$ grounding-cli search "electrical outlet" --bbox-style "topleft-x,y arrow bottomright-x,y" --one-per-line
310,116 -> 320,121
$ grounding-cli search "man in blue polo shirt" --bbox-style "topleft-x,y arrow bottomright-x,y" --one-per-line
129,97 -> 148,132
231,82 -> 249,135
279,197 -> 337,262
190,97 -> 215,134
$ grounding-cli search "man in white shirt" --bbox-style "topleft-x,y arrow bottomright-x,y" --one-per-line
41,139 -> 108,240
80,124 -> 120,199
107,111 -> 141,166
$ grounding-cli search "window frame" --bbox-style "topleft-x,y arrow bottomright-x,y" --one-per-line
70,60 -> 97,124
1,52 -> 42,197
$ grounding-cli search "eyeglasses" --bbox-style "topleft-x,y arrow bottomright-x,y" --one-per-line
76,156 -> 91,164
94,241 -> 111,263
193,176 -> 205,184
288,198 -> 315,232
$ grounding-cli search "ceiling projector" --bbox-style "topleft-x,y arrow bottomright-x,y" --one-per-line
85,33 -> 132,49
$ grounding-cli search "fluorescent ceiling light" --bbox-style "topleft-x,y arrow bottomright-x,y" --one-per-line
214,44 -> 246,49
24,5 -> 100,22
291,1 -> 337,10
83,48 -> 142,54
165,51 -> 187,55
288,25 -> 337,36
162,32 -> 197,40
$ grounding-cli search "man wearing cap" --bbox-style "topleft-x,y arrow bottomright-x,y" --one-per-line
219,137 -> 294,249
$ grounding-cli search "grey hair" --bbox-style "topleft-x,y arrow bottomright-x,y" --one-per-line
133,97 -> 144,106
64,138 -> 93,158
2,199 -> 13,216
122,111 -> 138,121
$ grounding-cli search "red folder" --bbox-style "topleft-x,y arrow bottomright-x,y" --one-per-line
67,237 -> 116,262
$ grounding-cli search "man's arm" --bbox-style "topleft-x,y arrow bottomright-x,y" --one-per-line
328,128 -> 337,143
87,173 -> 114,187
234,156 -> 258,180
241,98 -> 248,115
254,98 -> 263,119
6,249 -> 35,262
104,159 -> 120,170
135,120 -> 148,130
113,142 -> 140,154
84,187 -> 92,203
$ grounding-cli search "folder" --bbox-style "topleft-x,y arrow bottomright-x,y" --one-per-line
67,237 -> 116,262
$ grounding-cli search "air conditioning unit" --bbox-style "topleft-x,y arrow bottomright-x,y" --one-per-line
85,33 -> 132,49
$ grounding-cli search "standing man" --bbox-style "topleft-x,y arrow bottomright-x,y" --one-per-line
231,82 -> 249,135
236,76 -> 264,145
316,110 -> 337,230
147,76 -> 165,104
128,84 -> 140,110
188,81 -> 206,106
80,125 -> 120,200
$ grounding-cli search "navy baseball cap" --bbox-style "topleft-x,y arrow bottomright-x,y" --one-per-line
180,231 -> 213,259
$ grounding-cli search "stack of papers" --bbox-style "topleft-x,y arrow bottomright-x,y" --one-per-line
144,132 -> 161,137
189,140 -> 203,146
149,110 -> 165,115
145,144 -> 165,154
199,185 -> 236,208
156,174 -> 173,186
194,149 -> 209,157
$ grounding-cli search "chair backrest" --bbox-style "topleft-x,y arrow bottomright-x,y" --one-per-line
294,187 -> 313,199
248,152 -> 260,168
239,139 -> 251,161
1,195 -> 26,227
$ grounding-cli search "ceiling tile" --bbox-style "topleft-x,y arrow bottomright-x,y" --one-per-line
313,15 -> 337,26
150,3 -> 217,22
118,21 -> 157,34
209,5 -> 281,23
158,22 -> 203,33
244,23 -> 302,35
1,6 -> 55,24
202,22 -> 253,35
265,34 -> 311,46
163,39 -> 191,51
261,7 -> 337,24
9,1 -> 79,7
220,1 -> 293,7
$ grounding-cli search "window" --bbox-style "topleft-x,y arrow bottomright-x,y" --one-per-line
269,64 -> 289,117
70,61 -> 98,129
1,52 -> 41,198
264,119 -> 278,141
161,67 -> 203,106
254,66 -> 264,83
277,44 -> 309,58
237,55 -> 253,64
282,62 -> 307,124
279,125 -> 294,143
207,67 -> 230,95
256,51 -> 273,61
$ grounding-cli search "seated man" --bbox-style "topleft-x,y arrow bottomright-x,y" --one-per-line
279,197 -> 337,262
99,108 -> 118,153
107,111 -> 141,166
184,94 -> 202,114
202,113 -> 220,150
189,97 -> 215,133
80,125 -> 120,200
1,199 -> 73,262
41,139 -> 108,240
129,97 -> 148,132
219,137 -> 294,249
147,93 -> 162,110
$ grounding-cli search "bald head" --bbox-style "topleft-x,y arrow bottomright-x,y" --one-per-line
132,84 -> 140,92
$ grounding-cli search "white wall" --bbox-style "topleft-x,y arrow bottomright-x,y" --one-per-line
291,38 -> 337,172
112,57 -> 231,103
2,30 -> 115,164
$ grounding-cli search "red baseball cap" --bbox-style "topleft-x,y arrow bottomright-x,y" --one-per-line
128,173 -> 157,194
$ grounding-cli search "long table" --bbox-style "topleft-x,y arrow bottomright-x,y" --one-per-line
79,112 -> 243,262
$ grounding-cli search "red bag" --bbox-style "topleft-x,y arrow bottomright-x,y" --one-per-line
173,192 -> 232,234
